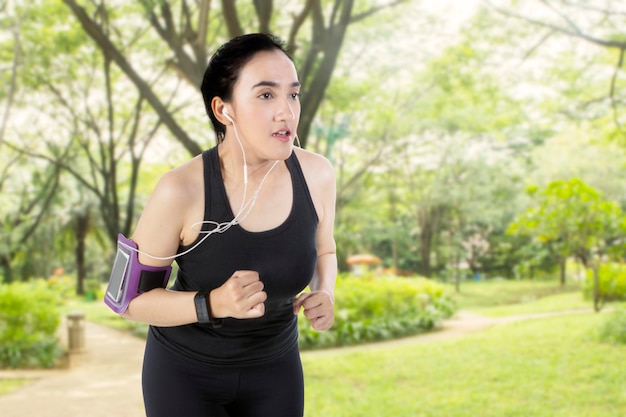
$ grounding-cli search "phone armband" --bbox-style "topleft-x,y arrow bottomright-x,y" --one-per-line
104,233 -> 172,315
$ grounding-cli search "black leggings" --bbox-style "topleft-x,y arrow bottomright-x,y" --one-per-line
142,331 -> 304,417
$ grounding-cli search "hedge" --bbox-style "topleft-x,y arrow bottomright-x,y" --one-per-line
583,263 -> 626,302
0,280 -> 64,368
298,274 -> 456,350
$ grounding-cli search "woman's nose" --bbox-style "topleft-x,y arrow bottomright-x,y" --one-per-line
276,100 -> 295,121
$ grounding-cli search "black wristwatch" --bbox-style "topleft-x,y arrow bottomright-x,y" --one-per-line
194,291 -> 223,328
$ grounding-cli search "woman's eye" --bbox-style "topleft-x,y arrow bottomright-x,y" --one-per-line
259,92 -> 273,99
291,92 -> 300,100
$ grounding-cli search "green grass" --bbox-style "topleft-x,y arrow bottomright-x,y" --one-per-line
0,379 -> 31,396
444,279 -> 582,311
466,289 -> 592,317
300,279 -> 624,416
302,313 -> 626,417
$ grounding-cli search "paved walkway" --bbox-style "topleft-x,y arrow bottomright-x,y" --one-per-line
0,308 -> 596,417
0,321 -> 146,417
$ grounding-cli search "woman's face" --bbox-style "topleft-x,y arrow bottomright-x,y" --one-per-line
228,49 -> 301,162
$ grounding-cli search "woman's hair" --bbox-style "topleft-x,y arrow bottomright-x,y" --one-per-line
201,33 -> 292,143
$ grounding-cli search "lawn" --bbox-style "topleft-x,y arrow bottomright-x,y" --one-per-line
302,312 -> 626,417
446,279 -> 590,317
300,279 -> 625,417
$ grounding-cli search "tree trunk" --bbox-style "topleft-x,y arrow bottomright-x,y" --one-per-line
592,262 -> 603,312
419,227 -> 432,278
559,257 -> 567,286
388,178 -> 399,272
298,0 -> 354,148
0,256 -> 12,283
418,206 -> 443,278
75,213 -> 90,295
454,251 -> 461,293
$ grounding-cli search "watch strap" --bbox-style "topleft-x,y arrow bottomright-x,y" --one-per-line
194,291 -> 223,328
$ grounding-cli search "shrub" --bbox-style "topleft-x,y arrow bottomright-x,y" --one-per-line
0,280 -> 64,368
298,274 -> 456,350
582,263 -> 626,302
84,279 -> 102,301
598,306 -> 626,345
45,274 -> 75,299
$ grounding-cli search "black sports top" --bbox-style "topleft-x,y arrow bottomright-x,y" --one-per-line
150,146 -> 318,367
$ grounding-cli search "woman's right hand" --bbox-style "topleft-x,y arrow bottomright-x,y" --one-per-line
210,270 -> 267,319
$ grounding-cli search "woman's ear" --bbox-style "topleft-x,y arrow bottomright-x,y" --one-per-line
212,97 -> 232,125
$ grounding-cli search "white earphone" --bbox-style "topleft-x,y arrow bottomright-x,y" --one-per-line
223,108 -> 233,123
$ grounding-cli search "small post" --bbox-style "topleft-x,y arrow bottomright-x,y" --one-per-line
67,311 -> 86,353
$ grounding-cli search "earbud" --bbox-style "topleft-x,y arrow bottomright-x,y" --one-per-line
223,109 -> 233,123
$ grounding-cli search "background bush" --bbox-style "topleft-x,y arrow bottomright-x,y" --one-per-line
298,273 -> 456,349
0,279 -> 64,368
583,263 -> 626,302
598,306 -> 626,345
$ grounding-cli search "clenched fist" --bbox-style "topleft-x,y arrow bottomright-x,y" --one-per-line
293,290 -> 335,331
210,270 -> 267,319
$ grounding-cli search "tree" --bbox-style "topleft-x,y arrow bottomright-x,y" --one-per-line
0,2 -> 69,282
62,0 -> 409,152
326,7 -> 533,278
485,0 -> 626,142
0,157 -> 64,282
528,131 -> 626,204
382,29 -> 524,278
1,1 -> 168,288
0,0 -> 19,148
507,178 -> 624,288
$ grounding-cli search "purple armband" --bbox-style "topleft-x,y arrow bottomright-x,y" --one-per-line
104,233 -> 172,314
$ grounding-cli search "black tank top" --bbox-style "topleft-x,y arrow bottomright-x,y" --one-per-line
150,147 -> 318,366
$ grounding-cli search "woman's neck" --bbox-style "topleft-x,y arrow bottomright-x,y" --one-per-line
217,139 -> 276,184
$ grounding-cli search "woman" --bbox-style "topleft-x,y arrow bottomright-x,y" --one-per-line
122,33 -> 337,416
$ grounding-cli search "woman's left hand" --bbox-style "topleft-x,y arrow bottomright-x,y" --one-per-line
293,291 -> 335,331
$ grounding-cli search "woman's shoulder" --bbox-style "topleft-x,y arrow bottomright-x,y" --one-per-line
131,154 -> 205,257
151,154 -> 204,204
293,148 -> 336,214
293,148 -> 334,181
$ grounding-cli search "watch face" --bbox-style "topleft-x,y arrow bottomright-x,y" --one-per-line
195,292 -> 210,323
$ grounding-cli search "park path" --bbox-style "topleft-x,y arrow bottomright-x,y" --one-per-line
0,320 -> 146,417
0,308 -> 596,417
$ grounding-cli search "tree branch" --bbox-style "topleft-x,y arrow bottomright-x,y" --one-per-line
0,14 -> 20,148
287,0 -> 314,54
253,0 -> 272,33
486,0 -> 626,49
222,0 -> 244,38
63,0 -> 203,156
610,47 -> 625,131
350,0 -> 409,23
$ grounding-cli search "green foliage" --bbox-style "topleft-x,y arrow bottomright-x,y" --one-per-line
598,306 -> 626,345
582,263 -> 626,302
508,178 -> 625,265
0,280 -> 64,368
83,279 -> 103,301
298,274 -> 456,349
45,274 -> 75,299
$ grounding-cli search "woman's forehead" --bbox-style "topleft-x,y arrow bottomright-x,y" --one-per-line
237,50 -> 299,89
